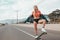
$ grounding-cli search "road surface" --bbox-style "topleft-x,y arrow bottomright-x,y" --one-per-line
0,24 -> 60,40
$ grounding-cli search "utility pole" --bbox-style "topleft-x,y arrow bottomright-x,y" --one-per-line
16,10 -> 18,24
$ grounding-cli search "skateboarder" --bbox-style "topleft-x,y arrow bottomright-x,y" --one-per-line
32,5 -> 47,38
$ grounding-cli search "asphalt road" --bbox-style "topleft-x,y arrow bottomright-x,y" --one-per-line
0,24 -> 60,40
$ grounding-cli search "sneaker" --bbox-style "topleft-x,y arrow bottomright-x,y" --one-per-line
35,35 -> 38,39
41,28 -> 47,32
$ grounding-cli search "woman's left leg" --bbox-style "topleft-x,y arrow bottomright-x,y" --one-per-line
38,19 -> 46,28
38,19 -> 47,32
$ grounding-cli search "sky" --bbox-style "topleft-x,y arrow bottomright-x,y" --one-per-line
0,0 -> 60,20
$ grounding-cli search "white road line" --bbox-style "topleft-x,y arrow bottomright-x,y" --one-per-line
15,27 -> 35,38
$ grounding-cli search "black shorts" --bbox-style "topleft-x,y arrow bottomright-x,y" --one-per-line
34,18 -> 41,23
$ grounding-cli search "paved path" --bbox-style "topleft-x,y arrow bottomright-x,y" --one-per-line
0,24 -> 60,40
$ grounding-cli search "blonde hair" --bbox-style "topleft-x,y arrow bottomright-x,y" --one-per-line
34,5 -> 38,11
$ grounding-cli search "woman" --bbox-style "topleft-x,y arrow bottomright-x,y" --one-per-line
32,5 -> 47,38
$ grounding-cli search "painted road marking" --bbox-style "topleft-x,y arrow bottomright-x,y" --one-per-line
15,27 -> 35,38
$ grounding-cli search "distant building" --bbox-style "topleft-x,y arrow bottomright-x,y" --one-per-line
48,9 -> 60,23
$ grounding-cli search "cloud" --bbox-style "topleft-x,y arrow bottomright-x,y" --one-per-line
0,0 -> 60,20
38,0 -> 60,14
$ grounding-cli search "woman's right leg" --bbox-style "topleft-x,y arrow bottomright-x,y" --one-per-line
34,21 -> 38,35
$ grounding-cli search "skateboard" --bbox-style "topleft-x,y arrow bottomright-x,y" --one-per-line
35,32 -> 47,40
